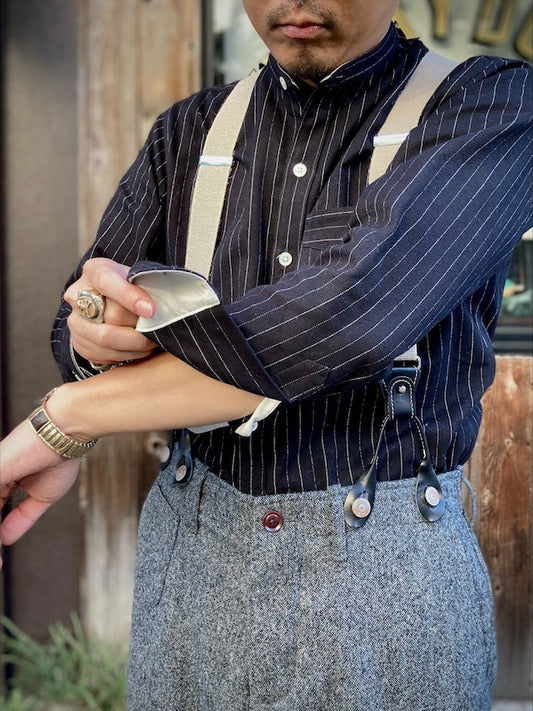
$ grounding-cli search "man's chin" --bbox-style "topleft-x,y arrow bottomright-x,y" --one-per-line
279,54 -> 333,85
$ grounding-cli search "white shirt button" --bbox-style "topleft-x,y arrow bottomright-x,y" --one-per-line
293,162 -> 308,177
279,76 -> 288,90
277,252 -> 293,267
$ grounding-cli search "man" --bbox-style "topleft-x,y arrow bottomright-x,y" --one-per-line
1,1 -> 531,709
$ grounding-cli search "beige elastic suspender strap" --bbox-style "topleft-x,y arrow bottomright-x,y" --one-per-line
368,50 -> 458,185
185,70 -> 261,277
369,50 -> 457,362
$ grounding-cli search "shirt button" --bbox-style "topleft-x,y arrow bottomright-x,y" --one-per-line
292,162 -> 308,177
277,251 -> 293,267
262,510 -> 284,532
279,76 -> 288,90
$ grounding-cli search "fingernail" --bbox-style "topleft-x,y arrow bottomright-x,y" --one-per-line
136,299 -> 154,318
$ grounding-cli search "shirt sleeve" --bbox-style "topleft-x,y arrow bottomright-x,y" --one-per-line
126,58 -> 533,403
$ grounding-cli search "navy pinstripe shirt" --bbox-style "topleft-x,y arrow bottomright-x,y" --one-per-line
52,26 -> 532,495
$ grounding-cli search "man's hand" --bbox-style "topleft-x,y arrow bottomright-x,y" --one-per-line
0,421 -> 82,568
64,258 -> 158,366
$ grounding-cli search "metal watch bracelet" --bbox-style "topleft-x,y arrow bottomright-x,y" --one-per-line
28,388 -> 98,459
88,360 -> 128,373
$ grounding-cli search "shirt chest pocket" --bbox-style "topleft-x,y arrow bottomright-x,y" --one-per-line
297,207 -> 355,268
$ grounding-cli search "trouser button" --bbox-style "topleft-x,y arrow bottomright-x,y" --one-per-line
262,511 -> 283,532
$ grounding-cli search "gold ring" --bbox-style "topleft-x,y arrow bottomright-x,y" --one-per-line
76,289 -> 105,323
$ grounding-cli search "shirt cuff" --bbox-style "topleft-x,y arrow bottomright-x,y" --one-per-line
234,397 -> 281,436
129,268 -> 220,330
188,396 -> 281,437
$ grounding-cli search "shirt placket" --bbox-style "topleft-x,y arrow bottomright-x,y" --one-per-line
268,92 -> 334,283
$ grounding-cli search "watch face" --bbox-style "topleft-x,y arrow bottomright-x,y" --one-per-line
30,408 -> 49,432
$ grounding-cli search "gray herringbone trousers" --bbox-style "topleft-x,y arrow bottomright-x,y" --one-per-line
127,460 -> 496,711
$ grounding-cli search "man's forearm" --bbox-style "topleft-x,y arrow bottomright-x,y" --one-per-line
45,351 -> 263,442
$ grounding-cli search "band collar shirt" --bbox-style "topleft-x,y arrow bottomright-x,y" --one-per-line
52,26 -> 533,495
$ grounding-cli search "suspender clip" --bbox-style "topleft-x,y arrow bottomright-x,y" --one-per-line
344,360 -> 445,528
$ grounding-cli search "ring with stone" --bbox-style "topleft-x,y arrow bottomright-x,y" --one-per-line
76,289 -> 105,323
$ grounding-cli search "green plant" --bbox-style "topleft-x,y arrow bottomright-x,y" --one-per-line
0,688 -> 41,711
1,614 -> 127,710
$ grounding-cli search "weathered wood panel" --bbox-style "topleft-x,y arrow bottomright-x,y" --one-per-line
79,0 -> 202,253
78,0 -> 202,646
139,0 -> 202,142
78,0 -> 138,255
466,355 -> 533,699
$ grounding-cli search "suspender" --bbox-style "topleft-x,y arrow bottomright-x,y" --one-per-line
368,51 -> 458,184
186,51 -> 459,524
186,70 -> 261,278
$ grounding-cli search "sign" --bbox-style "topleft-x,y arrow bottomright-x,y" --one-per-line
396,0 -> 532,62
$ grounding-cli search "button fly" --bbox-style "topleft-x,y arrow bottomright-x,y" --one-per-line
262,510 -> 284,532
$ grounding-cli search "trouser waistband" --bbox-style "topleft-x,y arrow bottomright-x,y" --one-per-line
158,454 -> 469,560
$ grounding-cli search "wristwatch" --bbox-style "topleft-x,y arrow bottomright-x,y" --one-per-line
28,389 -> 98,459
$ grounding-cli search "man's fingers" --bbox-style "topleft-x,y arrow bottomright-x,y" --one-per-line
85,259 -> 155,317
66,258 -> 155,318
67,314 -> 157,362
102,298 -> 139,327
0,497 -> 51,546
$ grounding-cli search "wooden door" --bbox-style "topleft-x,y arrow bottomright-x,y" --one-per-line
78,0 -> 202,646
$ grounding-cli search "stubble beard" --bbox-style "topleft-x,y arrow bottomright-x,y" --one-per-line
280,51 -> 335,84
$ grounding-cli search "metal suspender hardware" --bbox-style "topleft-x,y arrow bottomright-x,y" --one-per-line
172,428 -> 194,484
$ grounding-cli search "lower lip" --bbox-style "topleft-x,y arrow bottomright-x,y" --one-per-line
279,24 -> 325,40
